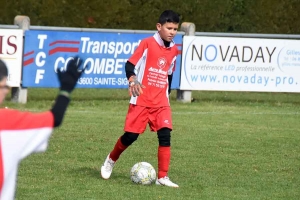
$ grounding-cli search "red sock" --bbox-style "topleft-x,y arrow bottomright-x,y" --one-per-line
109,138 -> 128,161
158,146 -> 171,178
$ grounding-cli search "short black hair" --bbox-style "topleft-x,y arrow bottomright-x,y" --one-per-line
0,59 -> 8,81
158,10 -> 180,25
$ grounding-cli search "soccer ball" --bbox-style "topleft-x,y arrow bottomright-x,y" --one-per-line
130,162 -> 156,185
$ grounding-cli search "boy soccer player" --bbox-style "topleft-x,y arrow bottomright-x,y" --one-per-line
100,10 -> 180,187
0,57 -> 84,199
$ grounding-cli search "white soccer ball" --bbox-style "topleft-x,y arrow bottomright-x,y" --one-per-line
130,162 -> 156,185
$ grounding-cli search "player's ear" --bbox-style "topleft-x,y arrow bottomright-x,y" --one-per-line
156,23 -> 162,31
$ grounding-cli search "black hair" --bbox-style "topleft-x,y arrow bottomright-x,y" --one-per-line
158,10 -> 180,25
0,59 -> 8,81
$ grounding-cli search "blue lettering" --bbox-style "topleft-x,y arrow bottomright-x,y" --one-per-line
200,75 -> 208,82
205,45 -> 217,62
191,75 -> 198,82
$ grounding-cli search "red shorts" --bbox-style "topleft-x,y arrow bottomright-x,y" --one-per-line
124,104 -> 172,134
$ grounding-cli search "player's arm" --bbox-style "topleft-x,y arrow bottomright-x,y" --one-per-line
168,58 -> 177,95
0,57 -> 84,129
125,40 -> 146,97
125,61 -> 136,79
126,61 -> 145,97
168,73 -> 173,95
51,57 -> 84,127
50,94 -> 70,127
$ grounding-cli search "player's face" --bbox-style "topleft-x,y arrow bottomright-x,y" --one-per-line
156,22 -> 179,42
0,77 -> 9,104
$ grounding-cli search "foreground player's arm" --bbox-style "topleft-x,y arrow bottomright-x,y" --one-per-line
51,95 -> 70,127
0,57 -> 84,200
0,55 -> 84,157
51,57 -> 84,127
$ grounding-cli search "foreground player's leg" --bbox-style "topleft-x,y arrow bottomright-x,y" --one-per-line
156,128 -> 179,187
101,132 -> 139,179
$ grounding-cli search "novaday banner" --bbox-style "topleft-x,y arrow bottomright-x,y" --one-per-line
181,36 -> 300,92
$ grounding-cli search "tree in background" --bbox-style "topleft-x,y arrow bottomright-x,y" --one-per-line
0,0 -> 300,34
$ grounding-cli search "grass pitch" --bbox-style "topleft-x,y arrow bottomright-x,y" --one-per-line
3,89 -> 300,200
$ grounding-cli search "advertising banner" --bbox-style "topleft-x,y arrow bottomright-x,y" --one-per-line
23,30 -> 182,89
0,29 -> 23,87
181,36 -> 300,92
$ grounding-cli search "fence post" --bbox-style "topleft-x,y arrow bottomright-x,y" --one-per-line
12,15 -> 30,104
177,22 -> 195,103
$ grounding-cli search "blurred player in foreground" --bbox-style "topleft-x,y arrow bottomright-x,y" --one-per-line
0,57 -> 84,199
101,10 -> 180,187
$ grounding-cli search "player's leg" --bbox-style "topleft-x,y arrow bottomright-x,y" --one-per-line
100,104 -> 148,179
110,132 -> 139,161
157,128 -> 171,179
156,128 -> 178,187
149,107 -> 178,187
101,132 -> 139,179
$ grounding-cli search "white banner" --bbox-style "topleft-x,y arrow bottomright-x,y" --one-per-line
180,36 -> 300,92
0,29 -> 23,87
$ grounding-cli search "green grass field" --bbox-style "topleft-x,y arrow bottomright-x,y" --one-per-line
3,89 -> 300,200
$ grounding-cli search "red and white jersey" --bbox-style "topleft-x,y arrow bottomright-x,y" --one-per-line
0,109 -> 54,200
128,32 -> 178,107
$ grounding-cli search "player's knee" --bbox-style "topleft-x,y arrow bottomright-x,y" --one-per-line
157,128 -> 171,146
121,132 -> 139,146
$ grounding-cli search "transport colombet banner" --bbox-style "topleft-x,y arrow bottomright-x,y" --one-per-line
181,36 -> 300,92
22,30 -> 182,89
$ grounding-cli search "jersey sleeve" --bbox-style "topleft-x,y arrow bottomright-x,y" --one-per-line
0,109 -> 54,199
167,46 -> 179,75
128,39 -> 148,66
168,56 -> 177,75
0,109 -> 54,158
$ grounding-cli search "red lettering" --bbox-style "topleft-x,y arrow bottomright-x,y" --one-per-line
7,35 -> 17,55
0,36 -> 3,54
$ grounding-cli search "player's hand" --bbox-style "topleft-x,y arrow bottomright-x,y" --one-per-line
57,56 -> 85,93
128,76 -> 145,97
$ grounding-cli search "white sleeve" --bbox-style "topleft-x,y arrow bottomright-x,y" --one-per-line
0,110 -> 54,200
168,56 -> 177,75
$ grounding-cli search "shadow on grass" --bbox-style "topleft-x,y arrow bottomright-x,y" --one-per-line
70,166 -> 129,182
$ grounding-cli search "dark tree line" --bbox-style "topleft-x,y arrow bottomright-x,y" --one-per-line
1,0 -> 300,34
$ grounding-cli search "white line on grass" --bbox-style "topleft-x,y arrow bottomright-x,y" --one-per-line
67,110 -> 300,115
17,109 -> 300,115
172,111 -> 300,115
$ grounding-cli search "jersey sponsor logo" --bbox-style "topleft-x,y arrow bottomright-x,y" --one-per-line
157,57 -> 167,69
149,67 -> 167,75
